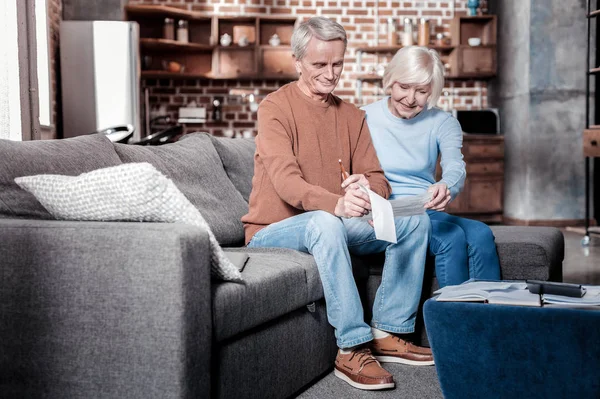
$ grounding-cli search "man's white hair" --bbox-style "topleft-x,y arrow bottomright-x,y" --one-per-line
291,17 -> 347,61
382,46 -> 445,109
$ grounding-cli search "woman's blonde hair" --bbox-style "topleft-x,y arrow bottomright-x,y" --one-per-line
382,46 -> 444,109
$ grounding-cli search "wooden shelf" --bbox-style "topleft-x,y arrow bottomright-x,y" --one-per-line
217,45 -> 257,50
588,9 -> 600,18
353,74 -> 384,82
455,15 -> 496,21
355,44 -> 455,53
141,71 -> 212,79
354,73 -> 495,81
125,4 -> 210,21
140,38 -> 214,52
141,70 -> 295,81
260,45 -> 292,50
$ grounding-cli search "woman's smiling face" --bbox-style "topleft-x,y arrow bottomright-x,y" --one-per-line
388,82 -> 431,119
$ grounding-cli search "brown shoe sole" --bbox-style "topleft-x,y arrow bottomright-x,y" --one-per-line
334,367 -> 395,391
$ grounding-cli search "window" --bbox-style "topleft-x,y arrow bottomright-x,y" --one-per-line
36,0 -> 50,128
0,0 -> 51,141
0,0 -> 22,140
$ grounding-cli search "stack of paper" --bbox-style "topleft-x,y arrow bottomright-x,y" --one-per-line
390,192 -> 433,217
543,285 -> 600,307
360,192 -> 432,221
434,281 -> 542,307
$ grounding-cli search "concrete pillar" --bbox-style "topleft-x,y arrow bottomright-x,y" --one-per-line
62,0 -> 127,21
490,0 -> 591,222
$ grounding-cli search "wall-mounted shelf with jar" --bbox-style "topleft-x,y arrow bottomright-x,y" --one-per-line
354,15 -> 497,103
125,5 -> 298,80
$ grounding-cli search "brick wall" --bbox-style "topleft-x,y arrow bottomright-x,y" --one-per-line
132,0 -> 489,137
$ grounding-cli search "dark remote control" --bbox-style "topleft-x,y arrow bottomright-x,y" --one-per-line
526,280 -> 586,298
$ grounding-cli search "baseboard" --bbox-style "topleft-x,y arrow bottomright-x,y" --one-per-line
502,217 -> 597,227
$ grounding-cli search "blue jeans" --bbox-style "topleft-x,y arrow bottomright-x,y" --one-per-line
248,211 -> 430,349
427,210 -> 501,287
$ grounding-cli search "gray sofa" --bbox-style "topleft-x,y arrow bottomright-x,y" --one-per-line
0,133 -> 564,398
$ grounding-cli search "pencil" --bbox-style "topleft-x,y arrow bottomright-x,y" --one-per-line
338,159 -> 349,180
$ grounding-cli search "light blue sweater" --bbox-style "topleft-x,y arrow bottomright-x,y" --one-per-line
362,98 -> 466,200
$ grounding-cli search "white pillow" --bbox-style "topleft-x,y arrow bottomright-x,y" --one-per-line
15,162 -> 243,282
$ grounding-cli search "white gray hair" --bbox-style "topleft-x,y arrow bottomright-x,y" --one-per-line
382,46 -> 445,108
291,17 -> 347,61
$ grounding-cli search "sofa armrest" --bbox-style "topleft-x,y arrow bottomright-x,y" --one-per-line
0,219 -> 212,399
491,226 -> 564,282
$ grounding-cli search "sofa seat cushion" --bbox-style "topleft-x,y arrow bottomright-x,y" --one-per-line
0,134 -> 122,219
360,226 -> 564,282
114,133 -> 249,246
212,248 -> 323,342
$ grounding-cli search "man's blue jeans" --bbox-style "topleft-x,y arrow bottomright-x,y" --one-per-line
427,210 -> 501,287
248,211 -> 430,349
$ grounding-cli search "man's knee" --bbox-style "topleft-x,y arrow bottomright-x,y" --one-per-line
394,213 -> 431,241
307,211 -> 345,241
408,213 -> 431,235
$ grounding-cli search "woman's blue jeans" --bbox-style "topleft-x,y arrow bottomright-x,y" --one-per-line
427,210 -> 501,287
248,211 -> 430,349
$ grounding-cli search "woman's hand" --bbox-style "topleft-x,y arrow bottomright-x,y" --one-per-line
341,173 -> 370,192
425,183 -> 451,211
334,186 -> 372,218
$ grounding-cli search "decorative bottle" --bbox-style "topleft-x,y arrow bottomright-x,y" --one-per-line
418,18 -> 430,46
402,18 -> 414,46
163,18 -> 174,40
387,18 -> 398,45
177,20 -> 189,43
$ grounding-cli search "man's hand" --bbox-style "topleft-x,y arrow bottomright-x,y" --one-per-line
425,183 -> 451,211
334,186 -> 371,218
341,173 -> 370,192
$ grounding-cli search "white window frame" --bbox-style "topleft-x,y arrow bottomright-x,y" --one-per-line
35,0 -> 52,133
14,0 -> 52,141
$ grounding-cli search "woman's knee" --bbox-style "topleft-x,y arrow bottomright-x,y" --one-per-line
466,221 -> 496,247
433,223 -> 467,252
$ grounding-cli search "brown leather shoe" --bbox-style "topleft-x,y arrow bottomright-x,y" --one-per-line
371,335 -> 435,366
334,346 -> 395,390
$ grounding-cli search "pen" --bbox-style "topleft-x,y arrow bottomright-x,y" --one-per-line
338,159 -> 349,180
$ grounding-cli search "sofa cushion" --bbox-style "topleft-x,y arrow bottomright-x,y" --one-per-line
114,133 -> 249,246
0,134 -> 122,219
490,226 -> 564,281
14,162 -> 242,281
212,247 -> 324,342
209,135 -> 256,202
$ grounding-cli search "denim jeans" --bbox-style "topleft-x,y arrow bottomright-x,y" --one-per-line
248,211 -> 430,349
427,210 -> 501,287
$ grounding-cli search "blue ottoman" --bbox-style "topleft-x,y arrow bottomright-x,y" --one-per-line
423,299 -> 600,399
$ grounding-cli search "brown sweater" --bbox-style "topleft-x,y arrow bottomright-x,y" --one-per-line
242,82 -> 391,244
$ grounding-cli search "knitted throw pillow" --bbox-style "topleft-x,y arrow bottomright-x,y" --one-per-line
14,162 -> 243,282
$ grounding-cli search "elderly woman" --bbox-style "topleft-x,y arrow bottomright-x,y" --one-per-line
362,46 -> 501,287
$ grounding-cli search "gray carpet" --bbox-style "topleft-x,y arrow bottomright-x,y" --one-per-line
297,363 -> 443,398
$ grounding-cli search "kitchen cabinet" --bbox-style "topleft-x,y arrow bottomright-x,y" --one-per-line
354,15 -> 497,102
125,5 -> 297,80
442,134 -> 505,223
447,15 -> 497,78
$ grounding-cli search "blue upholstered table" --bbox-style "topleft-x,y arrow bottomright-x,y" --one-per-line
423,299 -> 600,399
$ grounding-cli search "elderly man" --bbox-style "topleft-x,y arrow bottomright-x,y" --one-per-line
241,17 -> 433,391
